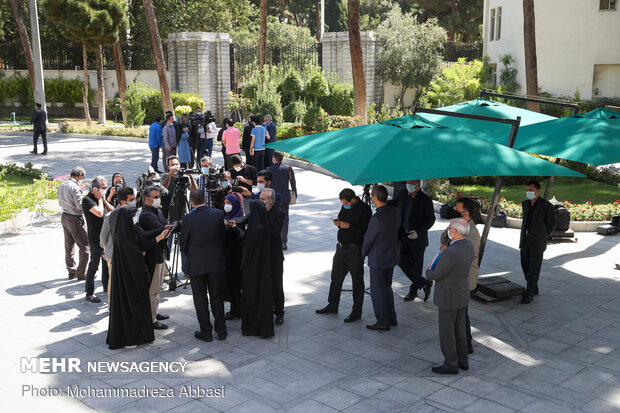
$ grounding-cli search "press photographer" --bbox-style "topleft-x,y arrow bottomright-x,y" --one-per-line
161,156 -> 198,223
105,172 -> 126,207
197,156 -> 225,207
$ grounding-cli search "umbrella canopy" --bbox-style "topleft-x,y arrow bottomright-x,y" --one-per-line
266,115 -> 584,185
514,107 -> 620,165
419,98 -> 556,145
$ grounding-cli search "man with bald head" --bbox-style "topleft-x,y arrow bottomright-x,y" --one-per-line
426,218 -> 474,375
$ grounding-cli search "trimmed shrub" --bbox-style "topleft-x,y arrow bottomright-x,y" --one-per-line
122,82 -> 146,127
175,105 -> 192,118
331,115 -> 359,129
303,106 -> 331,132
283,100 -> 307,123
318,82 -> 354,116
278,124 -> 307,140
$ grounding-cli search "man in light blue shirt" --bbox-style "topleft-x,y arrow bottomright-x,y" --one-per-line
149,116 -> 163,173
250,115 -> 269,171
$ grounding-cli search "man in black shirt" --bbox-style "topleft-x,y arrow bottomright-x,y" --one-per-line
229,154 -> 257,193
242,113 -> 255,165
82,176 -> 114,303
30,102 -> 47,154
316,188 -> 372,322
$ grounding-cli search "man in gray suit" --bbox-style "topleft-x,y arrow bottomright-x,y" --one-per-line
427,218 -> 474,374
362,185 -> 401,331
440,198 -> 480,354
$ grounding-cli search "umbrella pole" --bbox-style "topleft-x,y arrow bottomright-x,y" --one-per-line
478,177 -> 504,266
542,158 -> 563,199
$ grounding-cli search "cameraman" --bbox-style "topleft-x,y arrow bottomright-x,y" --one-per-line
210,171 -> 235,210
161,155 -> 198,220
229,154 -> 257,193
196,156 -> 214,207
105,172 -> 126,207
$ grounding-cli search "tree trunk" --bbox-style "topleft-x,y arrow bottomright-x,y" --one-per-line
9,0 -> 35,93
82,44 -> 92,126
259,0 -> 267,73
142,0 -> 173,113
523,0 -> 539,112
347,0 -> 367,125
315,1 -> 321,41
96,46 -> 106,125
112,42 -> 128,124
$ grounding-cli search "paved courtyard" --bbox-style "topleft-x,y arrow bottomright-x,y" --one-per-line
1,131 -> 619,412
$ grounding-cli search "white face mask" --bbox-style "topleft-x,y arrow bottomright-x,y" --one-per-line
257,183 -> 266,191
447,228 -> 453,240
128,200 -> 137,208
151,198 -> 161,208
526,191 -> 536,200
406,183 -> 418,193
224,204 -> 233,213
99,188 -> 106,197
234,166 -> 242,172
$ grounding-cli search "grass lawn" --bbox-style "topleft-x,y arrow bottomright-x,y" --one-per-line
454,177 -> 620,205
0,174 -> 34,196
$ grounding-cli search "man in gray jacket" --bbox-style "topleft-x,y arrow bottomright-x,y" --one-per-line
362,185 -> 400,331
162,114 -> 177,172
427,218 -> 474,374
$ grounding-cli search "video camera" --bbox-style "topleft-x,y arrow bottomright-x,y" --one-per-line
189,110 -> 216,130
135,167 -> 164,207
176,168 -> 201,189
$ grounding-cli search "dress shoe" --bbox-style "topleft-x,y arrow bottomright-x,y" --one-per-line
458,360 -> 469,371
217,332 -> 227,341
520,295 -> 533,304
282,243 -> 288,250
403,293 -> 417,302
389,320 -> 398,327
153,321 -> 168,330
432,364 -> 458,375
77,275 -> 86,281
68,273 -> 76,280
423,281 -> 433,302
225,312 -> 240,320
275,314 -> 284,325
29,150 -> 37,154
41,152 -> 47,155
344,313 -> 361,323
316,306 -> 338,314
85,294 -> 101,303
194,331 -> 213,342
366,323 -> 390,331
156,313 -> 169,321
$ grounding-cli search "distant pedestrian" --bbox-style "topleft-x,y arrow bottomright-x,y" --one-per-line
148,116 -> 163,173
242,113 -> 255,165
177,126 -> 192,168
263,114 -> 277,168
250,115 -> 269,171
222,119 -> 241,170
162,114 -> 177,172
267,151 -> 297,249
30,103 -> 47,155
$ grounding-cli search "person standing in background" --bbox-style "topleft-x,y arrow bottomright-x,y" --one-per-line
30,102 -> 47,155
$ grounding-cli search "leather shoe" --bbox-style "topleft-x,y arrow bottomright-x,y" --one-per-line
68,273 -> 76,280
423,281 -> 433,302
85,294 -> 101,303
344,313 -> 361,323
41,152 -> 47,155
29,150 -> 37,154
403,293 -> 417,302
156,313 -> 169,321
275,314 -> 284,325
467,345 -> 474,355
225,311 -> 240,320
432,364 -> 458,375
77,275 -> 86,281
153,321 -> 168,330
520,295 -> 533,304
458,361 -> 469,371
217,332 -> 227,341
389,320 -> 398,327
316,306 -> 338,314
194,331 -> 213,342
282,243 -> 288,250
366,323 -> 390,331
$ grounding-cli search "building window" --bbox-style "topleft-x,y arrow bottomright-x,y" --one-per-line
490,8 -> 496,41
489,63 -> 498,86
600,0 -> 617,10
496,7 -> 502,40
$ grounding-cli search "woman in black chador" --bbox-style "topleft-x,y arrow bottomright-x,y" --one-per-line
238,200 -> 274,338
107,206 -> 159,349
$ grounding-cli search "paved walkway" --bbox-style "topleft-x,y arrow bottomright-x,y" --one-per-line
1,131 -> 619,412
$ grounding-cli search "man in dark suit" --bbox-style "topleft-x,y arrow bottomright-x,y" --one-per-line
139,186 -> 172,330
520,180 -> 556,304
261,188 -> 286,325
388,179 -> 436,302
242,113 -> 255,165
267,151 -> 297,249
180,189 -> 227,342
427,218 -> 474,374
362,185 -> 401,331
30,103 -> 47,155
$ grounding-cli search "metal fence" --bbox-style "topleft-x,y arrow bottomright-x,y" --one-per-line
443,41 -> 483,62
0,39 -> 162,71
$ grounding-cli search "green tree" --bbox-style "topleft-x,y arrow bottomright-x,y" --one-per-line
376,6 -> 447,108
42,0 -> 128,125
407,0 -> 483,42
325,0 -> 348,31
423,58 -> 484,107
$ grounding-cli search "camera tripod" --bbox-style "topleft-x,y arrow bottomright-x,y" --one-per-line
166,184 -> 192,292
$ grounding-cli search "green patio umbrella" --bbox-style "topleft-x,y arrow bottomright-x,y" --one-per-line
419,98 -> 556,145
515,107 -> 620,165
266,115 -> 584,185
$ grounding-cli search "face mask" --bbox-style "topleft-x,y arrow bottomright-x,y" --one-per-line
152,198 -> 161,208
128,200 -> 137,208
257,183 -> 266,191
343,204 -> 352,210
224,204 -> 233,213
234,166 -> 242,172
406,184 -> 418,193
447,228 -> 453,240
526,191 -> 536,200
201,167 -> 210,175
99,188 -> 106,197
221,181 -> 230,188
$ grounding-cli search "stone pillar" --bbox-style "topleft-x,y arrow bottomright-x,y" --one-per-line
166,32 -> 232,122
320,32 -> 383,108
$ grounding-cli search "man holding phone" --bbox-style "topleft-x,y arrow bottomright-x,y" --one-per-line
316,188 -> 372,323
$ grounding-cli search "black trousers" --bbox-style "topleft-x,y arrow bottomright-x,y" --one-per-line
85,240 -> 108,296
272,259 -> 285,315
465,305 -> 472,348
33,129 -> 47,153
398,238 -> 429,294
327,244 -> 365,315
253,150 -> 265,171
369,267 -> 396,326
189,271 -> 226,337
520,236 -> 545,297
438,307 -> 468,369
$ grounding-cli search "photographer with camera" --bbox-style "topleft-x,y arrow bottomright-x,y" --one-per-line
229,154 -> 257,193
161,156 -> 198,219
105,172 -> 126,208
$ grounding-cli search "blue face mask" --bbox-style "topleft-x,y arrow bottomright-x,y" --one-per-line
201,167 -> 210,175
526,191 -> 536,200
221,181 -> 230,188
406,183 -> 418,193
343,204 -> 352,210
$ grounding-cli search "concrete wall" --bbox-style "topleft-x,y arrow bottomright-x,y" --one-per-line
483,0 -> 620,99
